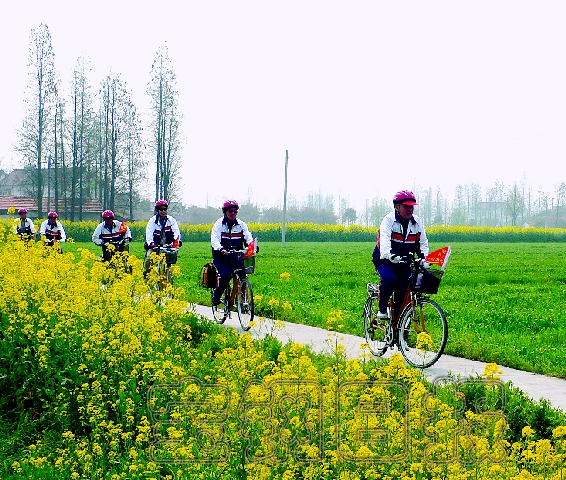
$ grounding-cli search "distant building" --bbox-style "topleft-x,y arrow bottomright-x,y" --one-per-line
0,169 -> 31,196
0,169 -> 104,220
0,195 -> 104,221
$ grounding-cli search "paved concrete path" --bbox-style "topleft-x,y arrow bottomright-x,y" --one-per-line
189,304 -> 566,413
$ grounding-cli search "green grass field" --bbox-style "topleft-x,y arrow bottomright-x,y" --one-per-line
72,241 -> 566,379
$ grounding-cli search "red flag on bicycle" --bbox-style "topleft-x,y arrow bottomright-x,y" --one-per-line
119,219 -> 128,234
244,238 -> 256,258
426,246 -> 451,270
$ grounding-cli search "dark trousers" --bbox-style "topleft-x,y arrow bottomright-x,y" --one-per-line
212,255 -> 244,304
376,262 -> 411,317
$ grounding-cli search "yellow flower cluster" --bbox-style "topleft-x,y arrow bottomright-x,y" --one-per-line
2,236 -> 566,479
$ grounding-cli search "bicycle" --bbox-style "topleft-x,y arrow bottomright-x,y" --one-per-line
363,256 -> 448,368
147,243 -> 179,292
15,231 -> 36,245
100,239 -> 132,274
211,249 -> 255,331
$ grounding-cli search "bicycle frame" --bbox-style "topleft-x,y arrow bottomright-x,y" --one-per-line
148,244 -> 178,293
226,250 -> 247,306
364,256 -> 448,368
211,248 -> 255,331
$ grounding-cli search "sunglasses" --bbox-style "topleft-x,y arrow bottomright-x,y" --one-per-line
158,207 -> 168,211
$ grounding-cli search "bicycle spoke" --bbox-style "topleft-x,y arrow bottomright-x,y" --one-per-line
398,297 -> 448,368
212,287 -> 230,324
236,278 -> 254,331
363,296 -> 388,357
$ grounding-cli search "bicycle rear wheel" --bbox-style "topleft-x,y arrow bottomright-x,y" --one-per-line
236,277 -> 254,331
398,296 -> 447,368
212,286 -> 230,324
363,296 -> 388,357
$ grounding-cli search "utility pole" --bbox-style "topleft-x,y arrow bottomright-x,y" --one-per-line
282,150 -> 288,246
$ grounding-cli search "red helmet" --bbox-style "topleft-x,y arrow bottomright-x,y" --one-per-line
222,200 -> 239,213
47,211 -> 58,218
155,199 -> 169,209
102,210 -> 114,219
393,190 -> 418,205
18,208 -> 28,214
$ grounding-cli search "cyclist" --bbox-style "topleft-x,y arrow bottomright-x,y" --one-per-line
39,211 -> 66,247
144,199 -> 181,274
92,210 -> 132,261
14,208 -> 36,240
211,200 -> 253,306
372,190 -> 429,322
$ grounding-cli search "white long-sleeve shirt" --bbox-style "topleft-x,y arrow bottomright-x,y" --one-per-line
92,220 -> 132,246
378,211 -> 429,260
211,217 -> 253,252
145,215 -> 181,246
40,220 -> 66,242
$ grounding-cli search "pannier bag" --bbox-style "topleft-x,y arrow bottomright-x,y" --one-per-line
200,262 -> 219,289
166,249 -> 178,265
415,270 -> 443,294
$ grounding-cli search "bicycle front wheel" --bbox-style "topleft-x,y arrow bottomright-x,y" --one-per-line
236,277 -> 254,331
363,296 -> 388,357
212,286 -> 230,324
398,296 -> 448,368
166,267 -> 174,286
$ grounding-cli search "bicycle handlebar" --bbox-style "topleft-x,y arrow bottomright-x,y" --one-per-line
150,243 -> 178,252
103,238 -> 129,246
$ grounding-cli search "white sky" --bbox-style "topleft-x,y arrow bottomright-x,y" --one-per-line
1,0 -> 565,213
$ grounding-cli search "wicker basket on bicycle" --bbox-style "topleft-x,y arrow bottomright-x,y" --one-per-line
242,238 -> 257,274
413,269 -> 443,294
413,245 -> 452,295
243,255 -> 255,274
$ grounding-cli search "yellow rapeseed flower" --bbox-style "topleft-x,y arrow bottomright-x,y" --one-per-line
280,271 -> 291,281
483,362 -> 503,380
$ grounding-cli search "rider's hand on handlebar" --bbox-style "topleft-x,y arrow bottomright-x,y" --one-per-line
417,258 -> 430,269
389,254 -> 403,264
149,242 -> 156,249
220,248 -> 228,256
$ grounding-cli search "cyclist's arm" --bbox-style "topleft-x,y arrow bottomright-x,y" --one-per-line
145,219 -> 156,246
92,223 -> 104,245
240,220 -> 253,246
210,219 -> 223,251
378,214 -> 394,260
415,216 -> 429,258
58,223 -> 67,242
169,218 -> 181,241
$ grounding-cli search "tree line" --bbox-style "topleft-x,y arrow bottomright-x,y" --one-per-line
169,180 -> 565,227
16,24 -> 181,220
159,179 -> 565,228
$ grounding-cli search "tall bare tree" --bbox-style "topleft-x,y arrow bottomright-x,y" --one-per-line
97,72 -> 143,213
17,23 -> 57,217
120,99 -> 145,220
69,56 -> 95,220
147,44 -> 182,202
505,182 -> 524,226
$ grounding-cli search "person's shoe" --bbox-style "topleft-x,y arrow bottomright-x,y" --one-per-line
371,311 -> 388,329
